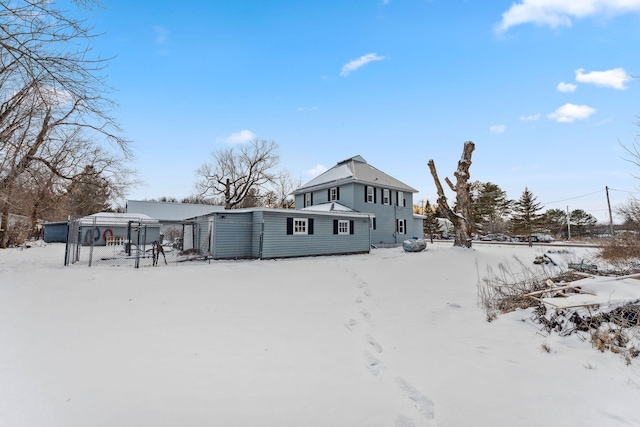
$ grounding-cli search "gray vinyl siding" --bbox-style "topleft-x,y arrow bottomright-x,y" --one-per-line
296,182 -> 415,245
413,217 -> 425,239
211,212 -> 253,259
194,209 -> 371,259
295,183 -> 357,209
260,211 -> 370,259
251,211 -> 264,258
352,184 -> 415,245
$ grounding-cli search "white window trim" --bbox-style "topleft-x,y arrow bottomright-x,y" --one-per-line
294,218 -> 308,235
330,187 -> 338,202
337,220 -> 349,235
367,186 -> 374,203
398,191 -> 404,207
397,219 -> 405,234
383,189 -> 390,205
304,193 -> 311,207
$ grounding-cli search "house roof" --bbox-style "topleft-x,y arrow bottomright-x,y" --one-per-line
300,202 -> 357,213
79,212 -> 160,226
191,206 -> 373,220
126,200 -> 224,221
293,155 -> 418,194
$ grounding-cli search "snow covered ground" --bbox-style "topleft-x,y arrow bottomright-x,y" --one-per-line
1,242 -> 639,427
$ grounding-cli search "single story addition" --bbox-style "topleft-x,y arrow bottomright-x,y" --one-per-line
188,204 -> 373,260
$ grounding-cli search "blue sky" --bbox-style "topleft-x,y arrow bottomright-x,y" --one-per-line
83,0 -> 640,221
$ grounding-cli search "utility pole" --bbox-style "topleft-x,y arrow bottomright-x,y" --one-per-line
566,206 -> 571,240
606,186 -> 614,238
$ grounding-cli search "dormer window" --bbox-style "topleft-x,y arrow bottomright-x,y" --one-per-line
304,192 -> 312,207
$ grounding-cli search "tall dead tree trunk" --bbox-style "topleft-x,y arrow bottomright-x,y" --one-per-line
428,141 -> 475,248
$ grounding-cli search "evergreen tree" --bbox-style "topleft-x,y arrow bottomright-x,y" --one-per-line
570,209 -> 597,237
472,181 -> 512,234
422,200 -> 443,243
543,208 -> 568,238
510,187 -> 544,246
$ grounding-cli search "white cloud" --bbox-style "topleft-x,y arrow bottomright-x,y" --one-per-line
490,125 -> 506,134
547,103 -> 596,123
307,164 -> 327,177
575,67 -> 632,90
520,113 -> 541,121
223,130 -> 257,144
557,82 -> 577,92
340,53 -> 387,76
495,0 -> 640,33
153,26 -> 170,44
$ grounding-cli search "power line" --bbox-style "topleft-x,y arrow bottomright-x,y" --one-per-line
543,189 -> 605,205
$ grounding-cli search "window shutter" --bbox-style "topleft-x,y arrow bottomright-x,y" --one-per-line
333,220 -> 338,235
327,188 -> 331,201
286,218 -> 293,235
396,219 -> 399,233
349,220 -> 354,235
364,186 -> 368,202
396,192 -> 399,206
337,187 -> 340,200
404,220 -> 407,234
308,218 -> 314,235
403,198 -> 406,207
374,187 -> 377,204
373,217 -> 376,230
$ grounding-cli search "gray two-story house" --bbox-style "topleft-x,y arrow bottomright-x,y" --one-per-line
293,155 -> 420,246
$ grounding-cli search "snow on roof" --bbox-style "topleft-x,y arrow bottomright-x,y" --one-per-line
79,212 -> 159,226
300,202 -> 356,212
294,155 -> 417,194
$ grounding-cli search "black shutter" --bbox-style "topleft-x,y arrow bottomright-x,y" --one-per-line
374,187 -> 377,204
364,186 -> 368,202
337,187 -> 340,200
396,191 -> 399,206
403,198 -> 406,207
308,218 -> 314,235
333,220 -> 338,234
396,219 -> 399,233
327,188 -> 331,201
404,220 -> 407,234
373,217 -> 376,230
349,220 -> 354,235
286,218 -> 293,235
311,193 -> 313,205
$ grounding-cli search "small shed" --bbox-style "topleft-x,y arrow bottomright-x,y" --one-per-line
44,221 -> 69,243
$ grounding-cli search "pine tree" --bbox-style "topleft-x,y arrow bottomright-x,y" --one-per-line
472,181 -> 512,234
570,209 -> 597,237
422,200 -> 443,243
510,187 -> 544,246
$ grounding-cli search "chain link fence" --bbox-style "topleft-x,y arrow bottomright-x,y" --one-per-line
64,216 -> 209,268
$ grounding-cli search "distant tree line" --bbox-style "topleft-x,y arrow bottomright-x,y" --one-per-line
415,180 -> 624,243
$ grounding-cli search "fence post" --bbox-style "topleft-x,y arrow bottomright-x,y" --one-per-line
88,216 -> 96,267
135,221 -> 141,268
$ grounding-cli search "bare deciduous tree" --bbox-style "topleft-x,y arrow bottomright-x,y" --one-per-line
263,170 -> 300,209
428,141 -> 475,248
0,0 -> 134,247
195,139 -> 280,209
